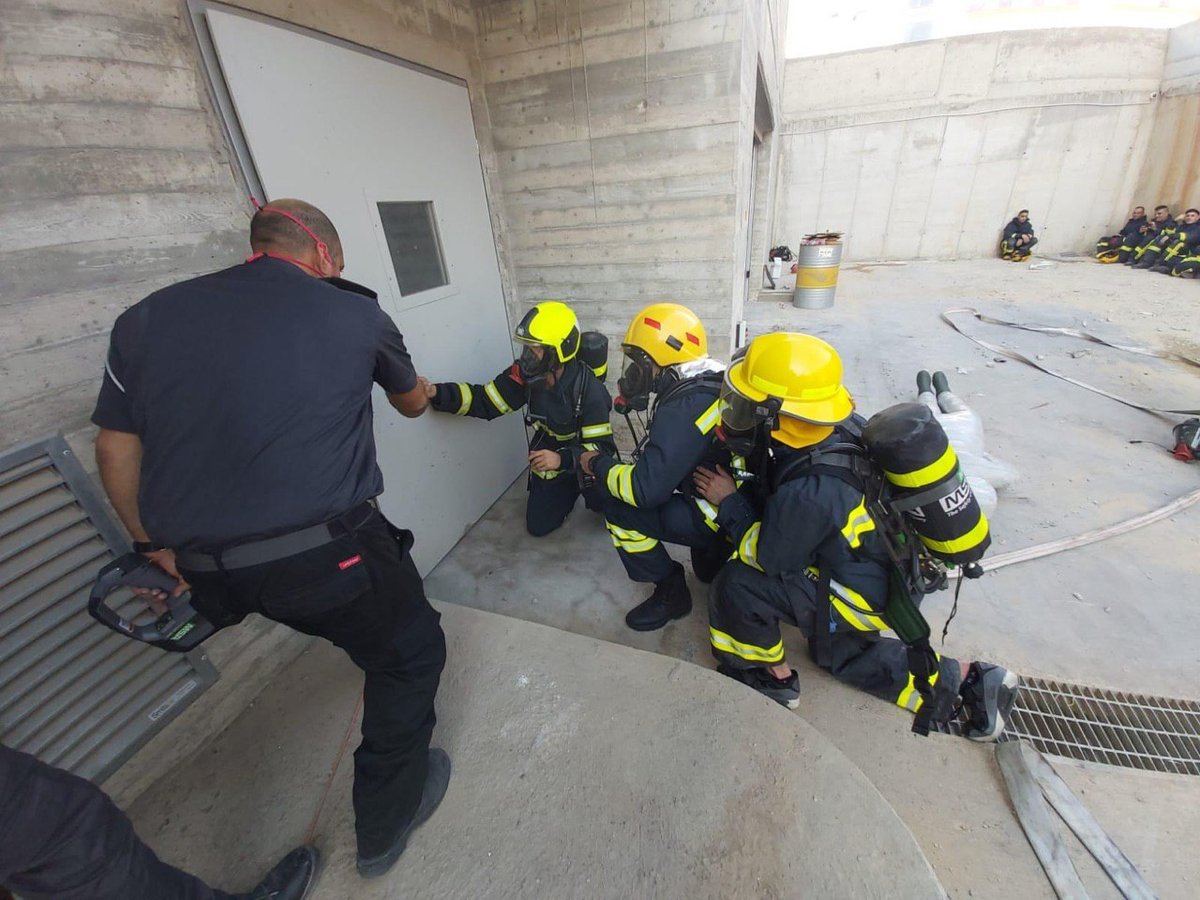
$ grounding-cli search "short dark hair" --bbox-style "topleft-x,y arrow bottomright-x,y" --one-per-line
1018,209 -> 1029,215
1155,205 -> 1169,212
250,198 -> 342,258
1133,206 -> 1145,212
1187,208 -> 1200,216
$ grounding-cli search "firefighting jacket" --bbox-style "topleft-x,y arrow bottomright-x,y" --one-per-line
592,368 -> 730,511
1120,216 -> 1148,239
431,359 -> 615,476
1003,217 -> 1034,239
716,437 -> 892,622
1166,221 -> 1200,255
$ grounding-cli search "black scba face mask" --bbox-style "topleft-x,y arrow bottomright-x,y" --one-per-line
516,344 -> 555,386
616,347 -> 656,413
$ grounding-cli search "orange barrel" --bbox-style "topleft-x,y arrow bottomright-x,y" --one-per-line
792,242 -> 843,309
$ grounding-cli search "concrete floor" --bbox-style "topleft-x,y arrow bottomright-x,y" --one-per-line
422,258 -> 1200,898
128,603 -> 946,899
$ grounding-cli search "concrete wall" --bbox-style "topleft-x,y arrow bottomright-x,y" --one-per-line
773,28 -> 1168,262
476,0 -> 785,355
1134,17 -> 1200,212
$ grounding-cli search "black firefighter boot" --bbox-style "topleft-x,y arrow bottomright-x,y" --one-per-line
625,561 -> 692,631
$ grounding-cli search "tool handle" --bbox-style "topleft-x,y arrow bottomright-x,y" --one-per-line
88,553 -> 189,641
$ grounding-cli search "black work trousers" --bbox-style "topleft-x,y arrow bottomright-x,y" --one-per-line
0,744 -> 229,900
526,470 -> 605,537
708,562 -> 961,714
181,509 -> 446,859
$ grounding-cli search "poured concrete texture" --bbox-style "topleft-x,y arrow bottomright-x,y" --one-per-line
127,603 -> 944,899
425,257 -> 1200,898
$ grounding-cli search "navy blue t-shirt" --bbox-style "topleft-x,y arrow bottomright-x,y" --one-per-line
91,256 -> 417,550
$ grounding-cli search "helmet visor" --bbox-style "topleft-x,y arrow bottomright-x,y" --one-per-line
719,370 -> 781,433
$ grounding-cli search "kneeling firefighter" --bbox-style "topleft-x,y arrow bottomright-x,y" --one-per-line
695,332 -> 1017,740
425,301 -> 615,536
579,303 -> 737,632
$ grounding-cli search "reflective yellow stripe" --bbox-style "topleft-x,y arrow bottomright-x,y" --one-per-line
709,626 -> 785,664
534,421 -> 577,440
830,597 -> 886,632
694,399 -> 721,434
581,423 -> 613,439
736,522 -> 763,571
532,468 -> 563,480
840,497 -> 876,549
831,597 -> 876,631
484,381 -> 512,414
455,383 -> 473,416
605,464 -> 637,506
694,497 -> 720,531
918,515 -> 989,555
896,662 -> 941,712
884,444 -> 957,488
605,522 -> 657,553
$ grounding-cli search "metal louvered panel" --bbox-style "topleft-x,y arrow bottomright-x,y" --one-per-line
0,436 -> 217,783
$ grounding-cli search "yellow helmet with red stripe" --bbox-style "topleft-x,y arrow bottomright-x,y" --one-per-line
621,303 -> 707,367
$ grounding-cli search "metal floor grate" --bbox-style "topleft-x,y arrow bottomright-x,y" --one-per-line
1005,676 -> 1200,776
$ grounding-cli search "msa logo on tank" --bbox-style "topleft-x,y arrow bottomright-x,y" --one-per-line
939,477 -> 973,517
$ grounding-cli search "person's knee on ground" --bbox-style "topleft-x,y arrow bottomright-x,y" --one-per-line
525,500 -> 570,537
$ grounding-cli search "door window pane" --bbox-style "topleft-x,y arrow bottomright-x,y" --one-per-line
377,201 -> 448,295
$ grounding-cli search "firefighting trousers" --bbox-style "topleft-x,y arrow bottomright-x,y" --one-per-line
526,469 -> 605,537
708,562 -> 962,713
1119,233 -> 1159,263
0,745 -> 230,900
604,492 -> 722,583
1171,254 -> 1200,276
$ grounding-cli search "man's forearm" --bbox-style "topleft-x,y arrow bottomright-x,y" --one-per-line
95,429 -> 151,542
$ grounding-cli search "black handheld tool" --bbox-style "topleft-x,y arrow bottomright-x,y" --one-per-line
88,553 -> 216,652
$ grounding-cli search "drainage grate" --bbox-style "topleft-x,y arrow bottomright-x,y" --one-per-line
1005,676 -> 1200,777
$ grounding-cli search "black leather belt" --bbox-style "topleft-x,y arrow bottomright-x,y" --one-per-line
175,501 -> 376,573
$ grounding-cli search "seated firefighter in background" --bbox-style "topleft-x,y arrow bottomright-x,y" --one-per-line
425,301 -> 615,536
579,304 -> 735,632
1149,207 -> 1200,277
1095,206 -> 1146,262
1119,204 -> 1173,265
999,210 -> 1037,260
693,332 -> 1017,741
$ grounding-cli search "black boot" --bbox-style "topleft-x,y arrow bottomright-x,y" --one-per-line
233,845 -> 319,900
625,562 -> 692,631
958,662 -> 1019,742
717,663 -> 801,709
357,749 -> 452,878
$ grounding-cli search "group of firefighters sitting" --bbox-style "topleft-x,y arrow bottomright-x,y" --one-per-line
1000,204 -> 1200,276
432,301 -> 1019,743
1095,204 -> 1200,277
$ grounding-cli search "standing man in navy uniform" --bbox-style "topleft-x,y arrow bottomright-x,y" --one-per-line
91,199 -> 448,882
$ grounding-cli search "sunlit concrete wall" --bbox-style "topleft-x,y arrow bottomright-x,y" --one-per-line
1134,17 -> 1200,214
773,28 -> 1167,261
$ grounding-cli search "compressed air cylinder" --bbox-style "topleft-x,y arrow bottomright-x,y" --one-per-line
862,402 -> 991,565
579,331 -> 610,381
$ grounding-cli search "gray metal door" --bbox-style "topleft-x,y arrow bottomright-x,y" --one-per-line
0,436 -> 217,782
